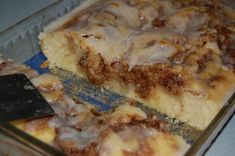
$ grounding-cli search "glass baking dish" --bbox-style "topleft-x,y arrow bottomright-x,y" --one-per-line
0,0 -> 234,155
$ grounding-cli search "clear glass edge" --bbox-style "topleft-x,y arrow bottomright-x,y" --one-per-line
0,123 -> 65,156
185,93 -> 235,156
0,0 -> 234,155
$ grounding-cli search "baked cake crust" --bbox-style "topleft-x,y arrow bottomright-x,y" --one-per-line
39,0 -> 235,129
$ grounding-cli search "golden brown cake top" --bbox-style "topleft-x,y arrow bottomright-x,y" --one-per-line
48,0 -> 234,70
40,0 -> 235,102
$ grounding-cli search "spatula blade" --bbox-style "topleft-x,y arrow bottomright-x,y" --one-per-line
0,74 -> 54,123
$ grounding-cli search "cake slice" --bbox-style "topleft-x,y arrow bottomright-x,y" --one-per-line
39,0 -> 235,130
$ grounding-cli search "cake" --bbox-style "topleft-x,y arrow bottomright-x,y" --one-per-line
39,0 -> 235,130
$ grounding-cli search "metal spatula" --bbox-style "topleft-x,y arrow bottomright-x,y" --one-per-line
0,74 -> 54,123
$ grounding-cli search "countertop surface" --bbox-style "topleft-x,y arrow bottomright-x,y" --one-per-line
0,0 -> 234,156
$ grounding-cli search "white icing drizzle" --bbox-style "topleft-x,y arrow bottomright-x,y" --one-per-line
166,7 -> 209,34
42,0 -> 217,70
